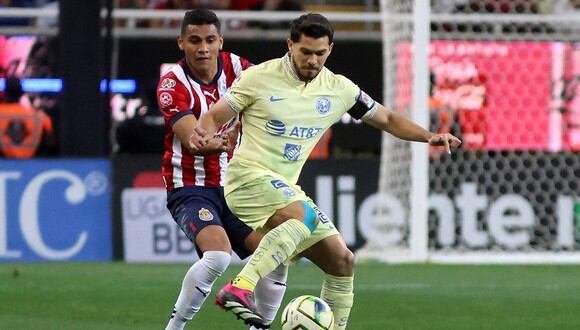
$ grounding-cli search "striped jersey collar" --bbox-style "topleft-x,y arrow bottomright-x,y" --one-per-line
181,54 -> 223,86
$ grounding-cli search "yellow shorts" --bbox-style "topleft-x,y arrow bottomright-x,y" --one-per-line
225,175 -> 339,256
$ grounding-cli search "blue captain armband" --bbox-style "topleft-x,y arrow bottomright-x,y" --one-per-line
348,90 -> 378,120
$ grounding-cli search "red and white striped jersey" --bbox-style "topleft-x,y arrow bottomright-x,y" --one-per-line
157,51 -> 251,190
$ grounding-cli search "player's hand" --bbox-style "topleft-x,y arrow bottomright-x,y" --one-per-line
189,126 -> 210,152
428,133 -> 461,154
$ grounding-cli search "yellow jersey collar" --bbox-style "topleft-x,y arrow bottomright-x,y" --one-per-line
283,52 -> 320,84
283,52 -> 301,81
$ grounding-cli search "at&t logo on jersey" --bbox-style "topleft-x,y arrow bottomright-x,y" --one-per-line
315,96 -> 332,115
265,119 -> 322,139
265,120 -> 286,136
283,143 -> 301,161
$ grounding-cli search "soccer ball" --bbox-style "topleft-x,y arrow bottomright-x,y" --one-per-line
281,295 -> 334,330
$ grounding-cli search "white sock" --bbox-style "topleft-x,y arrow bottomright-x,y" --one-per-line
250,264 -> 289,328
165,251 -> 231,330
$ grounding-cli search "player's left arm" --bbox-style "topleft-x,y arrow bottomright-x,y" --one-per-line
173,116 -> 232,155
189,98 -> 237,151
363,103 -> 462,153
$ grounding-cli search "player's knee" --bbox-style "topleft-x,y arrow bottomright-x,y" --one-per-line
195,225 -> 232,252
343,250 -> 355,272
300,200 -> 318,233
333,249 -> 355,276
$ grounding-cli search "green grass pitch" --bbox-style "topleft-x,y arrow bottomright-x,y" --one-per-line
2,262 -> 580,329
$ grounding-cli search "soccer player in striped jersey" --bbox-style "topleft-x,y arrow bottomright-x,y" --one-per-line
190,13 -> 461,329
158,9 -> 286,330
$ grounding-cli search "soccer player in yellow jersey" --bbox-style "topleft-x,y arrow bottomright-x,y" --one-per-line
190,13 -> 461,329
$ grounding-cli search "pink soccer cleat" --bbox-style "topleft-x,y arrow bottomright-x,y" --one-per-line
215,282 -> 266,328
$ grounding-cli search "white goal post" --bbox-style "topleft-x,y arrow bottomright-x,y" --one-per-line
356,0 -> 580,264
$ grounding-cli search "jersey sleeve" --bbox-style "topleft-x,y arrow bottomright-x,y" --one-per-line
223,68 -> 257,114
157,74 -> 193,127
336,75 -> 378,120
336,75 -> 359,112
239,56 -> 253,70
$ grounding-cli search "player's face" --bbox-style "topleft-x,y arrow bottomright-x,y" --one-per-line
287,34 -> 333,81
177,24 -> 223,82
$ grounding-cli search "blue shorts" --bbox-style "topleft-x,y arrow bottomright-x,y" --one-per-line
166,186 -> 253,259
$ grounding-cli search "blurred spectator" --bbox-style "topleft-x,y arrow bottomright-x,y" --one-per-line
537,0 -> 580,13
22,37 -> 58,78
227,0 -> 302,11
0,0 -> 35,26
455,0 -> 540,13
150,0 -> 200,28
117,0 -> 152,28
150,0 -> 302,29
0,77 -> 54,158
151,0 -> 197,9
226,0 -> 303,29
118,0 -> 151,8
432,0 -> 469,13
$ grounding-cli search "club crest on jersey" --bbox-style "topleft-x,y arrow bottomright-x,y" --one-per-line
315,96 -> 332,115
283,143 -> 301,162
198,208 -> 214,221
160,92 -> 173,107
197,207 -> 213,221
160,78 -> 176,90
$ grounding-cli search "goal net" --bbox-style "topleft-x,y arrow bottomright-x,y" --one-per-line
357,0 -> 580,263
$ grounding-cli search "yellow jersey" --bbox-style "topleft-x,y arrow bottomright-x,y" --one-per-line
223,53 -> 374,193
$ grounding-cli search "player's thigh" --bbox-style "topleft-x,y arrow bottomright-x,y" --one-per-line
221,209 -> 255,259
225,176 -> 308,231
299,234 -> 355,277
167,188 -> 232,255
265,200 -> 306,229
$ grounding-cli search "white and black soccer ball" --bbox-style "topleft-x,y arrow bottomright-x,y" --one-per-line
281,295 -> 334,330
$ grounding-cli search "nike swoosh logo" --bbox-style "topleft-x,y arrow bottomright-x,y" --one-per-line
270,96 -> 286,102
195,286 -> 209,297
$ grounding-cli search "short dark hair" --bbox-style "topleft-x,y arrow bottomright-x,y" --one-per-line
3,77 -> 23,103
290,13 -> 334,43
181,8 -> 221,34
